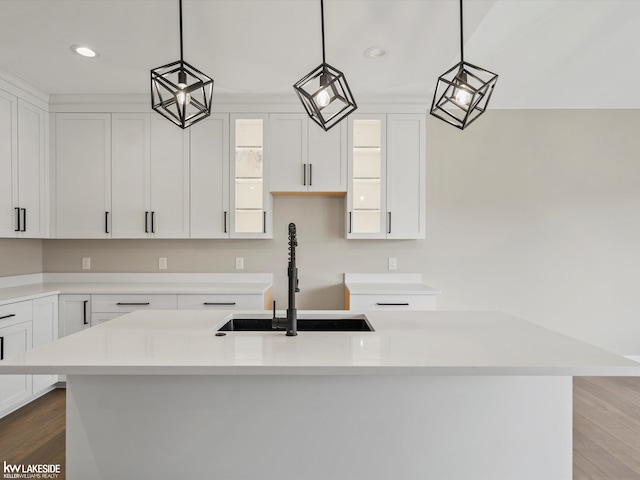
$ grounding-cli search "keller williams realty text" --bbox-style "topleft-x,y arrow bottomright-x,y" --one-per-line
3,461 -> 60,479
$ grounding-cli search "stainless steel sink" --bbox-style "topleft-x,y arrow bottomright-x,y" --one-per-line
217,313 -> 374,332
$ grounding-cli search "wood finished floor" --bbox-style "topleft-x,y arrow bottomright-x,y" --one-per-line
1,379 -> 639,480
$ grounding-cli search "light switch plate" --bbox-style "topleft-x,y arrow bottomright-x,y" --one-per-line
388,257 -> 397,271
159,257 -> 167,270
235,257 -> 244,270
82,257 -> 91,270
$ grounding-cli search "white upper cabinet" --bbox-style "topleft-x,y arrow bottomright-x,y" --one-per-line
230,114 -> 272,238
111,113 -> 151,238
347,113 -> 425,239
0,90 -> 17,238
111,114 -> 189,239
150,117 -> 189,238
55,113 -> 112,238
269,113 -> 346,193
190,114 -> 229,238
17,99 -> 47,238
0,92 -> 48,238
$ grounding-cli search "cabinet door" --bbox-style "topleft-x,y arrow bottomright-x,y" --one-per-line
190,114 -> 229,238
269,114 -> 308,193
386,114 -> 426,239
55,113 -> 111,238
0,90 -> 18,238
17,99 -> 47,238
150,117 -> 189,238
0,321 -> 32,414
347,115 -> 387,239
230,114 -> 272,238
32,296 -> 58,393
308,121 -> 347,192
58,295 -> 91,338
111,113 -> 151,238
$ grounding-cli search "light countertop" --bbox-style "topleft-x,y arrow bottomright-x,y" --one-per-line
0,274 -> 273,306
1,309 -> 638,376
344,273 -> 441,295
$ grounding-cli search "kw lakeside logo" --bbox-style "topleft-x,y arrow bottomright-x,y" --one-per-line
3,461 -> 60,479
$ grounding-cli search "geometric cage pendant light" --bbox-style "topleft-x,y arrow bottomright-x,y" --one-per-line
294,0 -> 357,131
151,0 -> 213,129
430,0 -> 498,130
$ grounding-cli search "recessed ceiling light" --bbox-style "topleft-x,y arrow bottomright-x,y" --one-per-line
364,46 -> 389,58
71,45 -> 98,58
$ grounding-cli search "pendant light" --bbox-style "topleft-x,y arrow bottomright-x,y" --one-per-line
151,0 -> 213,129
294,0 -> 357,131
430,0 -> 498,130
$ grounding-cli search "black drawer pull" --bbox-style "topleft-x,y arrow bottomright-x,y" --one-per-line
0,314 -> 16,320
105,211 -> 110,234
83,300 -> 88,325
376,303 -> 410,306
203,302 -> 237,306
21,208 -> 26,232
116,302 -> 151,306
145,211 -> 149,233
0,336 -> 4,361
14,207 -> 20,232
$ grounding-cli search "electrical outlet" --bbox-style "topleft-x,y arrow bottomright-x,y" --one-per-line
235,257 -> 244,270
82,257 -> 91,270
159,257 -> 167,270
388,257 -> 397,271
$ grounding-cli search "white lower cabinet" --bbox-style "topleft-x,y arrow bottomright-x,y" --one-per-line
177,294 -> 265,310
32,296 -> 58,393
348,294 -> 437,311
0,300 -> 33,416
58,294 -> 91,338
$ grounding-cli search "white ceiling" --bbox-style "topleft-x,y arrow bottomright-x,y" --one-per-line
0,0 -> 638,109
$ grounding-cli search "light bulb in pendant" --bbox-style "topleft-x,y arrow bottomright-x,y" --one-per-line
176,70 -> 191,106
455,88 -> 471,106
176,83 -> 191,106
316,88 -> 331,108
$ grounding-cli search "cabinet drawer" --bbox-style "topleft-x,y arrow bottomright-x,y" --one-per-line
348,294 -> 437,311
91,294 -> 178,313
177,294 -> 264,310
0,300 -> 33,329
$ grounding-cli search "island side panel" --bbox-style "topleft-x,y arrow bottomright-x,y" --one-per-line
66,375 -> 572,480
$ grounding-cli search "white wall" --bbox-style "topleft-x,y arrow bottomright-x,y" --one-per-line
39,109 -> 640,356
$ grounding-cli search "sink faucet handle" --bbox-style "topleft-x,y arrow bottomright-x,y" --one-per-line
295,278 -> 300,293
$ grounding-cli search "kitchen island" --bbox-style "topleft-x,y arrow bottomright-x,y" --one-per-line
1,309 -> 638,480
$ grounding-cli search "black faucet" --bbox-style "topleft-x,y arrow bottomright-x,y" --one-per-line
272,223 -> 299,336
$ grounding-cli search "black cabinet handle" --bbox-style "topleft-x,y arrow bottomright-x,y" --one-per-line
376,303 -> 410,306
388,212 -> 392,234
263,211 -> 266,233
151,211 -> 156,234
0,336 -> 4,361
309,163 -> 313,186
14,207 -> 20,232
224,211 -> 228,233
116,302 -> 150,306
145,211 -> 149,233
203,302 -> 237,306
303,164 -> 307,186
21,208 -> 26,232
348,212 -> 352,233
83,300 -> 88,325
105,211 -> 110,234
0,314 -> 16,320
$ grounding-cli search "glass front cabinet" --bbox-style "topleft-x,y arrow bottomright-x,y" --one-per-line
347,113 -> 425,239
230,114 -> 272,238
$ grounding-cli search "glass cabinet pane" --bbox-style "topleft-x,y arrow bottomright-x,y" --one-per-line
235,119 -> 264,233
352,119 -> 382,234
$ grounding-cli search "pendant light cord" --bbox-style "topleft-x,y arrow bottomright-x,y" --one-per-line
179,0 -> 184,62
320,0 -> 326,64
459,0 -> 464,64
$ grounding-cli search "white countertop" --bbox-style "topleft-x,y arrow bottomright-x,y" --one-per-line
1,309 -> 638,376
344,273 -> 441,295
0,273 -> 273,306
